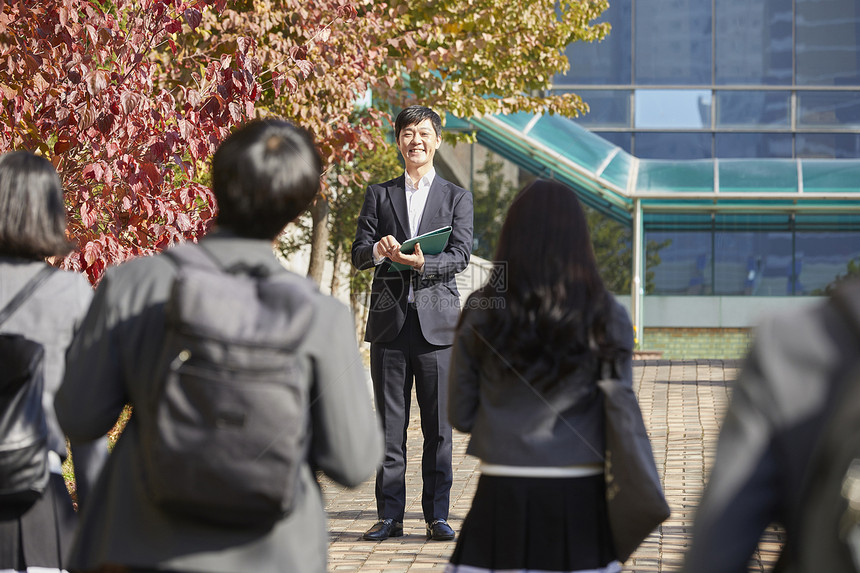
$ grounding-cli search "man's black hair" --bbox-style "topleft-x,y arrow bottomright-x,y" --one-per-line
394,106 -> 442,140
212,119 -> 322,240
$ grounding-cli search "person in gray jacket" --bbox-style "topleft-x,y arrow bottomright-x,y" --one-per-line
446,179 -> 631,573
55,120 -> 382,573
682,283 -> 860,572
0,151 -> 106,571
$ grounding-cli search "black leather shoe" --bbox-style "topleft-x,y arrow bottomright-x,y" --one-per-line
362,518 -> 403,541
426,518 -> 455,541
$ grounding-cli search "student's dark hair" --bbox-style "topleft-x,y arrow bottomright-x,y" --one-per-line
461,178 -> 616,392
212,119 -> 322,239
0,151 -> 72,260
394,105 -> 442,140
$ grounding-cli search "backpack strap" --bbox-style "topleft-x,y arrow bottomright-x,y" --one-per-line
0,265 -> 56,327
163,243 -> 271,278
163,243 -> 220,272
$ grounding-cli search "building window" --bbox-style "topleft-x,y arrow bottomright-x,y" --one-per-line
796,0 -> 860,86
646,231 -> 712,295
796,133 -> 860,159
594,132 -> 633,153
797,91 -> 860,128
715,0 -> 793,85
634,90 -> 712,129
635,0 -> 712,85
646,225 -> 860,296
715,133 -> 793,158
556,1 -> 632,86
795,232 -> 860,294
570,90 -> 631,128
714,231 -> 794,295
715,91 -> 790,127
635,132 -> 713,159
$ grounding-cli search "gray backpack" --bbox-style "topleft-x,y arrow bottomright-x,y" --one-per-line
139,244 -> 316,527
0,266 -> 55,504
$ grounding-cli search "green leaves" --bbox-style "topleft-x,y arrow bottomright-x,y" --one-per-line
370,0 -> 609,122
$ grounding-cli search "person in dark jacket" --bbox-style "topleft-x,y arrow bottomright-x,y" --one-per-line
0,151 -> 106,572
446,179 -> 631,573
351,106 -> 473,542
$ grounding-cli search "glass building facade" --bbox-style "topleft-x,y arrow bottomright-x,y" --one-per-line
555,0 -> 860,296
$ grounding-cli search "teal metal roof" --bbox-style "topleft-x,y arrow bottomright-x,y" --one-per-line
463,112 -> 860,229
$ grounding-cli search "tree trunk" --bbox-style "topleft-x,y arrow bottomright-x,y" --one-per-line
349,266 -> 369,342
307,193 -> 330,285
330,243 -> 343,296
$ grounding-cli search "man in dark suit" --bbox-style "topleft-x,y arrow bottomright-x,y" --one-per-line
352,106 -> 473,542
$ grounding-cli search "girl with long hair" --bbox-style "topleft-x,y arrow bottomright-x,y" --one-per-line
447,179 -> 633,573
0,151 -> 105,572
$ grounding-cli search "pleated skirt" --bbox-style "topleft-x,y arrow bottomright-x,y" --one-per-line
447,474 -> 620,573
0,473 -> 76,572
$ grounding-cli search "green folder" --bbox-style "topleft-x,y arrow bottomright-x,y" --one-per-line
387,226 -> 452,272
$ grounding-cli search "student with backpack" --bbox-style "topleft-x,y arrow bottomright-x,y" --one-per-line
682,279 -> 860,572
55,119 -> 383,573
0,151 -> 107,572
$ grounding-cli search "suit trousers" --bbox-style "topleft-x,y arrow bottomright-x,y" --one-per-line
370,306 -> 453,523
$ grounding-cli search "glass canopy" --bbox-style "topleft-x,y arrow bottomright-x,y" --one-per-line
466,112 -> 860,230
462,110 -> 860,345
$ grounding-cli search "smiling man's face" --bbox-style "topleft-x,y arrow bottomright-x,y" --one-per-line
396,118 -> 441,176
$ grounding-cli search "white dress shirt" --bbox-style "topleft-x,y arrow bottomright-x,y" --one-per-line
405,168 -> 434,237
372,169 -> 435,303
372,169 -> 435,263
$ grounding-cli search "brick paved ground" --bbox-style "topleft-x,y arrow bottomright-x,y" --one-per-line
322,359 -> 784,572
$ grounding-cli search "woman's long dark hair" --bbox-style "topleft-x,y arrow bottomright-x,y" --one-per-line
462,179 -> 616,391
0,151 -> 72,260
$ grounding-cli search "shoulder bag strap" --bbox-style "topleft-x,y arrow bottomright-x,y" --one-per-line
0,265 -> 56,327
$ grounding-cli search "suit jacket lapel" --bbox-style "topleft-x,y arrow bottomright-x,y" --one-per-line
387,175 -> 410,240
416,176 -> 450,236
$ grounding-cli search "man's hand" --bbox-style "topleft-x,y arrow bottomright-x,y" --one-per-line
377,235 -> 400,259
393,242 -> 424,272
378,235 -> 425,271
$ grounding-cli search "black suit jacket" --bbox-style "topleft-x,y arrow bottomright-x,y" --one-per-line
351,174 -> 473,346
